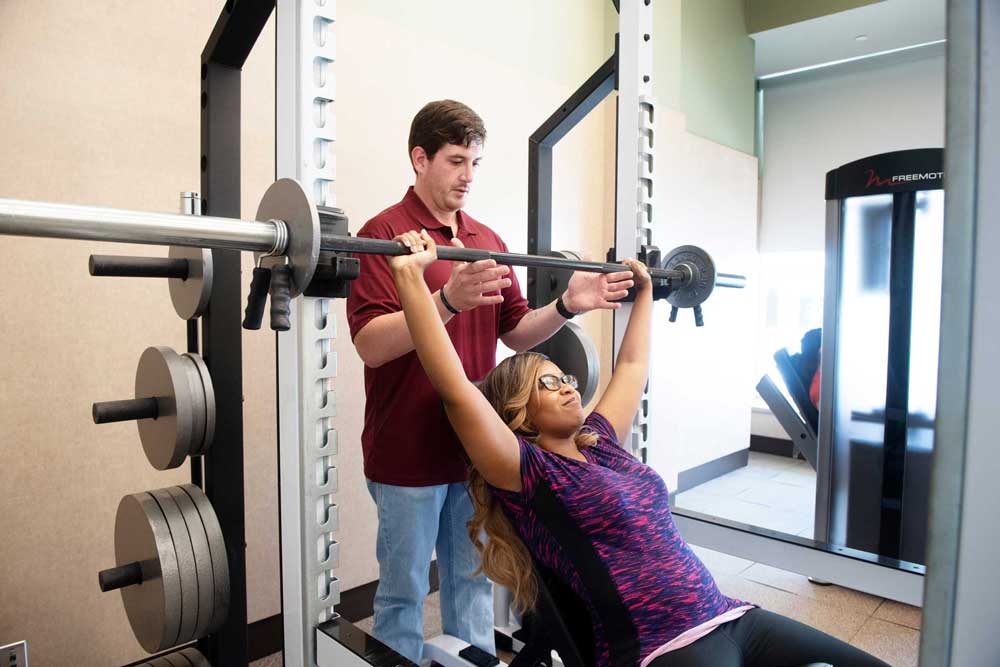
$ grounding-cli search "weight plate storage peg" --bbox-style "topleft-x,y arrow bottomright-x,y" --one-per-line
98,485 -> 229,654
92,347 -> 216,469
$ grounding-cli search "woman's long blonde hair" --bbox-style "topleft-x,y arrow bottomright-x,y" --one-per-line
468,352 -> 597,612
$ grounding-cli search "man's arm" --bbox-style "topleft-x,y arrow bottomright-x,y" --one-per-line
353,292 -> 453,368
500,268 -> 635,352
353,236 -> 513,368
498,300 -> 569,352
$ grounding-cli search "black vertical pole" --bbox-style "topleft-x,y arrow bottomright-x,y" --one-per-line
527,140 -> 554,308
880,191 -> 916,559
200,59 -> 249,666
197,4 -> 275,664
526,48 -> 617,309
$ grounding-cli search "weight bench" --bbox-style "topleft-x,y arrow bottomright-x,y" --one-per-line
508,565 -> 831,667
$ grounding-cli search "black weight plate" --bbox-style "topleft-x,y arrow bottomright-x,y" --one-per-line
533,320 -> 600,406
663,245 -> 716,308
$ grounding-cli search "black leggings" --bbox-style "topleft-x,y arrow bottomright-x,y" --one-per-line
647,608 -> 890,667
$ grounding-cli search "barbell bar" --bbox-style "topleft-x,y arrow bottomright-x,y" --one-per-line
316,232 -> 746,288
0,179 -> 745,315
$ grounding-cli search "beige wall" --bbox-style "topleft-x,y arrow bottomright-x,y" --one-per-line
0,1 -> 278,664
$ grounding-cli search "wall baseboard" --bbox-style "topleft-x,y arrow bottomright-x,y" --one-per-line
749,434 -> 796,458
245,561 -> 441,661
675,448 -> 749,495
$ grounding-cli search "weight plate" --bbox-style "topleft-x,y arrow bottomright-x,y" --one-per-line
186,353 -> 215,456
178,355 -> 206,461
179,647 -> 211,667
533,320 -> 600,406
156,653 -> 184,667
149,488 -> 200,645
663,245 -> 716,308
165,654 -> 192,667
180,484 -> 230,634
167,486 -> 215,642
114,492 -> 182,653
255,178 -> 320,298
135,347 -> 193,470
168,246 -> 213,320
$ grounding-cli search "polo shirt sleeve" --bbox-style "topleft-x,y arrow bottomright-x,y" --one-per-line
496,239 -> 532,336
346,220 -> 400,341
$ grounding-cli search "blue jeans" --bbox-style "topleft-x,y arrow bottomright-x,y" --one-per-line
366,480 -> 495,663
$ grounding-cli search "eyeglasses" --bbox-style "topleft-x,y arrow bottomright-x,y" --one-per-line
537,374 -> 579,392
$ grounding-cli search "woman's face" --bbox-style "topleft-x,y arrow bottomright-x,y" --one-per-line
527,360 -> 585,438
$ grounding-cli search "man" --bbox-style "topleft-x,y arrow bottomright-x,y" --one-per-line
347,99 -> 633,663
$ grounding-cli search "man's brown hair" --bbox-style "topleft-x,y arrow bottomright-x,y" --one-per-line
408,100 -> 486,164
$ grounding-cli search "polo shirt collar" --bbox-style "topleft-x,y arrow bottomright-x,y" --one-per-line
402,186 -> 478,236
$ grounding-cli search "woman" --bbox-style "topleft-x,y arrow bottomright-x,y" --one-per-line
388,229 -> 887,667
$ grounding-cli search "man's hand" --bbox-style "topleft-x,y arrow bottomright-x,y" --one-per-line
388,230 -> 437,273
442,237 -> 512,312
561,259 -> 635,314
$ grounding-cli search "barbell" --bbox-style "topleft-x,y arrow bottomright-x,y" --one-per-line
0,179 -> 745,330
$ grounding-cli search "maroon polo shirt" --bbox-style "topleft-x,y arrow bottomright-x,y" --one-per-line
347,187 -> 531,486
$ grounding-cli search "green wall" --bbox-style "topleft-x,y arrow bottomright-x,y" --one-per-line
679,0 -> 757,155
746,0 -> 884,33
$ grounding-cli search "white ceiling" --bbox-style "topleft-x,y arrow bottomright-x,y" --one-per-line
751,0 -> 945,78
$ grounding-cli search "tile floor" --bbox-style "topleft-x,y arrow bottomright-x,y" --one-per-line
673,451 -> 818,538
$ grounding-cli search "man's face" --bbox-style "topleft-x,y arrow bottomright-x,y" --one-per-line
414,142 -> 483,213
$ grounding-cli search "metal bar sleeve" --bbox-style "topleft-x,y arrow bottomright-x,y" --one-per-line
716,273 -> 747,289
0,198 -> 279,252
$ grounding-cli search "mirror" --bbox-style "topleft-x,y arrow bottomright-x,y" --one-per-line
665,0 -> 946,575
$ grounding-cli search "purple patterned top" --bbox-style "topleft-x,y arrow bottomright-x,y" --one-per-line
490,413 -> 750,667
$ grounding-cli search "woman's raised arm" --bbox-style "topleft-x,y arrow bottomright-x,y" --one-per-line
389,230 -> 522,491
593,259 -> 653,443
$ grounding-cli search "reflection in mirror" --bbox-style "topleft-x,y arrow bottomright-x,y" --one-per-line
667,0 -> 946,577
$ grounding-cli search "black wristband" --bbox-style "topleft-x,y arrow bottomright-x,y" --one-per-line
439,284 -> 461,315
555,295 -> 577,319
